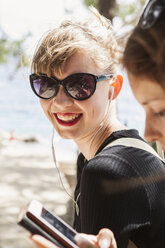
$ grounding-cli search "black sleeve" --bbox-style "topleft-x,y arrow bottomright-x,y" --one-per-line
79,153 -> 151,248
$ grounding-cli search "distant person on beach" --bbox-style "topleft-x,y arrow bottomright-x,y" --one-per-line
28,5 -> 165,248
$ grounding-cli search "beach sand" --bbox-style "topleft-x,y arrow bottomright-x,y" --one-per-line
0,139 -> 77,248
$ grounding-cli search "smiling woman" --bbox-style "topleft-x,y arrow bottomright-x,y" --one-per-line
34,51 -> 118,143
27,5 -> 165,248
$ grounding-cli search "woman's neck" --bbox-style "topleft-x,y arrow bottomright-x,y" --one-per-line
75,119 -> 127,161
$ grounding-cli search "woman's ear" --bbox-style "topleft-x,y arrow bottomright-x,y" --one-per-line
110,74 -> 123,100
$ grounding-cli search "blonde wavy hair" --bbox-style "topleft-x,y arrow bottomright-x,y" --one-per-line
31,6 -> 121,77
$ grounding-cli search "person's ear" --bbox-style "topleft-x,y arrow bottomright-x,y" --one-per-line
110,75 -> 123,100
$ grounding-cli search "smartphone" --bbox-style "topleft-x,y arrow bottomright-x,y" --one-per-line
18,200 -> 78,248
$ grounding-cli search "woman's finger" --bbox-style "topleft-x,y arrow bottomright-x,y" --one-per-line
31,235 -> 59,248
97,228 -> 117,248
75,233 -> 98,248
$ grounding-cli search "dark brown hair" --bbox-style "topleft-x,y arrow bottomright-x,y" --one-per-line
123,10 -> 165,87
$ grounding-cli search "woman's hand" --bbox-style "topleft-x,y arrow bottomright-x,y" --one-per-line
31,228 -> 117,248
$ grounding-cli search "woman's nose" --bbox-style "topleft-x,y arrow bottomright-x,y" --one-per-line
53,86 -> 74,106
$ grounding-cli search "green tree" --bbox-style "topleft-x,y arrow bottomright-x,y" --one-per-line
84,0 -> 146,26
84,0 -> 116,20
0,26 -> 30,68
115,0 -> 146,26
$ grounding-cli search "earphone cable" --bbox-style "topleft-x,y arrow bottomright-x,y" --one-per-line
51,128 -> 80,215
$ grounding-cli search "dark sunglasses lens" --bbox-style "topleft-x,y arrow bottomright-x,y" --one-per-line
65,74 -> 95,100
31,76 -> 58,99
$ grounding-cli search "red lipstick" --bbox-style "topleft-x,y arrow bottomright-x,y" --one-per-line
54,113 -> 82,126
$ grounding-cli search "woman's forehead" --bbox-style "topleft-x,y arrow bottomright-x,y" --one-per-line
128,73 -> 165,104
63,53 -> 100,73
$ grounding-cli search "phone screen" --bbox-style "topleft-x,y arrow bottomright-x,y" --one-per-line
41,208 -> 76,244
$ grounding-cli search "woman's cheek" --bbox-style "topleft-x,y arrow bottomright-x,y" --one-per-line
40,100 -> 52,119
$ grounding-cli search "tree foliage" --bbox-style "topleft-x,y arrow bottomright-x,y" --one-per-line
84,0 -> 115,20
84,0 -> 146,26
0,27 -> 30,68
0,38 -> 9,63
115,0 -> 146,26
84,0 -> 98,9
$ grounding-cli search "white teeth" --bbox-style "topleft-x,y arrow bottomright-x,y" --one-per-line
57,114 -> 80,122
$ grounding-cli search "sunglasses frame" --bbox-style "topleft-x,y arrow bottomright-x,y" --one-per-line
30,72 -> 115,101
138,0 -> 165,29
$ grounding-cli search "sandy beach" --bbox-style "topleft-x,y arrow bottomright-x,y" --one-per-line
0,137 -> 77,248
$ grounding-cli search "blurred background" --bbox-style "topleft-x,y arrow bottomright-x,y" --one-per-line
0,0 -> 147,247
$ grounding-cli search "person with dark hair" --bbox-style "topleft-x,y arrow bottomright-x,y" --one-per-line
123,0 -> 165,150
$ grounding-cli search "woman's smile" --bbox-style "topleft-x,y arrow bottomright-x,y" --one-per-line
54,112 -> 82,126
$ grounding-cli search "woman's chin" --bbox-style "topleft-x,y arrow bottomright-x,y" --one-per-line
56,130 -> 76,140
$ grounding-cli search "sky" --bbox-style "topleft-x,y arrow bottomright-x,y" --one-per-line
0,0 -> 87,55
0,0 -> 87,38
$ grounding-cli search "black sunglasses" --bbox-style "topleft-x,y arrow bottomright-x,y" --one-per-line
29,73 -> 114,101
138,0 -> 165,29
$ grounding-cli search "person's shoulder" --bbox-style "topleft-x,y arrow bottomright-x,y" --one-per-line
86,146 -> 136,179
88,133 -> 165,179
102,128 -> 164,170
102,142 -> 164,175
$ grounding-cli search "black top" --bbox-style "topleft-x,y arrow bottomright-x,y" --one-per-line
73,129 -> 165,248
